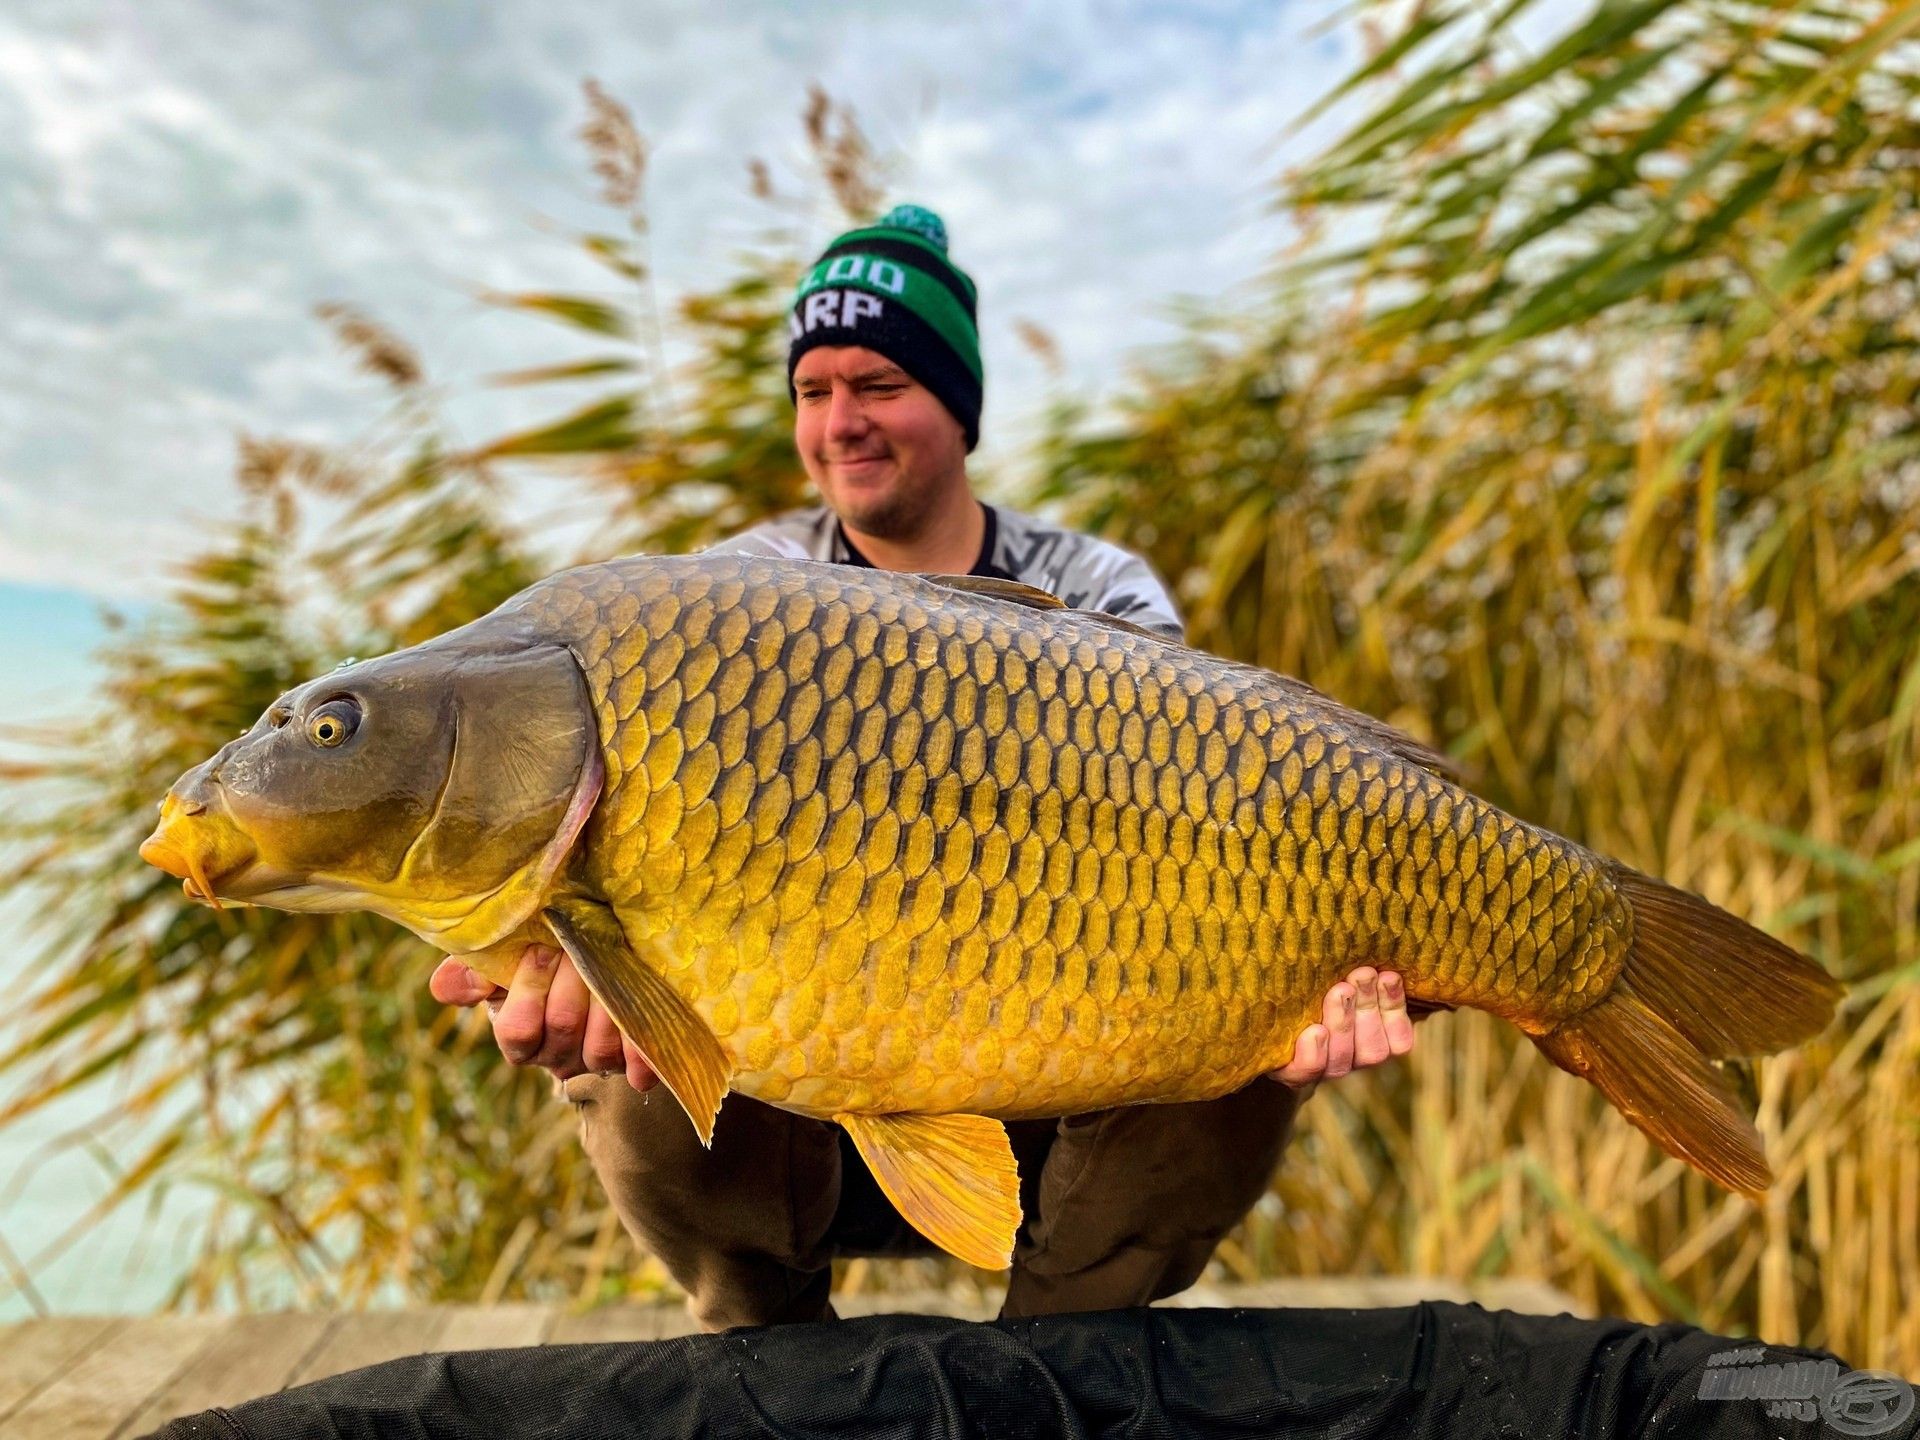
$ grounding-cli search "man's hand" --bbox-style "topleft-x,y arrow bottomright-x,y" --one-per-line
430,946 -> 658,1093
437,949 -> 1413,1095
1271,967 -> 1415,1088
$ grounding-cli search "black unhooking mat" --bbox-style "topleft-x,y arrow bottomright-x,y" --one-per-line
144,1300 -> 1918,1440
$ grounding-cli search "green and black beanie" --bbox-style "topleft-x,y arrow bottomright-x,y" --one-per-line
787,203 -> 983,450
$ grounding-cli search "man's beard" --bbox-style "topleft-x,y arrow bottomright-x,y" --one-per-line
835,472 -> 941,543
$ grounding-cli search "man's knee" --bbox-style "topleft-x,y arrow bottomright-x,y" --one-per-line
563,1074 -> 708,1183
1009,1079 -> 1305,1311
561,1079 -> 847,1327
681,1251 -> 836,1332
566,1080 -> 841,1252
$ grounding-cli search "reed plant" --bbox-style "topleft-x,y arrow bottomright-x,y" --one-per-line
1035,0 -> 1920,1368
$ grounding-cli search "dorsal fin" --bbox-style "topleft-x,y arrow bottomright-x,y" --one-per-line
923,574 -> 1171,640
920,573 -> 1460,782
923,574 -> 1067,612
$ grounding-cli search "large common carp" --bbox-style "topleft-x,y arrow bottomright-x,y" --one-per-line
142,554 -> 1842,1268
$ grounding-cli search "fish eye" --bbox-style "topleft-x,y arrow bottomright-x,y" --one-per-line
307,698 -> 361,749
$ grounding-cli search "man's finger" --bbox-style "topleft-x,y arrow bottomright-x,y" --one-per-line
1349,966 -> 1390,1068
1272,1023 -> 1328,1088
533,953 -> 593,1076
430,959 -> 500,1008
1322,981 -> 1357,1078
581,1000 -> 626,1075
623,1035 -> 659,1094
492,946 -> 562,1065
1379,971 -> 1417,1057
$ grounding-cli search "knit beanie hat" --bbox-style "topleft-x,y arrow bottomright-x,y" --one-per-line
787,203 -> 983,451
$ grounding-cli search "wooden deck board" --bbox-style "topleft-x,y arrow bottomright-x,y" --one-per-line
434,1302 -> 553,1353
114,1312 -> 340,1439
7,1278 -> 1580,1438
6,1314 -> 225,1440
546,1302 -> 690,1345
0,1316 -> 124,1424
284,1308 -> 451,1387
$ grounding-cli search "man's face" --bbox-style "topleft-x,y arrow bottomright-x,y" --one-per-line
792,344 -> 968,540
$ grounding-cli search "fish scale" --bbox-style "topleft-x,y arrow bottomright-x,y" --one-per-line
518,554 -> 1622,1123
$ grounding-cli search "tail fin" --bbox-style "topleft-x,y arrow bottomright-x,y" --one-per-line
1532,866 -> 1844,1196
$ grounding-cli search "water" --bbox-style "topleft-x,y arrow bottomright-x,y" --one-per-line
0,582 -> 209,1319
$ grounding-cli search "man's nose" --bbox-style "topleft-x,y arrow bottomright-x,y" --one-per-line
824,387 -> 868,441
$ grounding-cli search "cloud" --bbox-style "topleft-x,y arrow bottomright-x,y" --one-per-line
0,479 -> 197,597
0,0 -> 1362,600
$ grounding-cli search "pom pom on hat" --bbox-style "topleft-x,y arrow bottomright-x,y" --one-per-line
876,203 -> 949,252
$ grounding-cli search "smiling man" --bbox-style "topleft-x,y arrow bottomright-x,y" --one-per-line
432,205 -> 1416,1330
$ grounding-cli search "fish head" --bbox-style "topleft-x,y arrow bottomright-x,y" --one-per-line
141,639 -> 602,948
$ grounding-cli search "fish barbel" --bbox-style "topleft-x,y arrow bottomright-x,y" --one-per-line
141,554 -> 1843,1268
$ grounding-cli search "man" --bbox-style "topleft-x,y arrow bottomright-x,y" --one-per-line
432,205 -> 1417,1330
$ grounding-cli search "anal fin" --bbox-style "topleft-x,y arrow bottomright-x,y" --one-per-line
837,1112 -> 1020,1272
545,898 -> 732,1146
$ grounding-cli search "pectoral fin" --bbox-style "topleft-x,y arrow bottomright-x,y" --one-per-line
836,1112 -> 1020,1271
544,897 -> 732,1146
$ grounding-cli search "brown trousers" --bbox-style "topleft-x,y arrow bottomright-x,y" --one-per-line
562,1074 -> 1306,1331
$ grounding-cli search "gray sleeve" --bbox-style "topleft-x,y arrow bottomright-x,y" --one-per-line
700,518 -> 818,561
1087,551 -> 1185,642
701,530 -> 793,559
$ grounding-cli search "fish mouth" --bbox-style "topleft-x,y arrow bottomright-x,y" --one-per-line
140,794 -> 261,911
140,838 -> 236,909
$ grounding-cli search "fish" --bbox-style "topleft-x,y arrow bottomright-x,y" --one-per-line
141,553 -> 1844,1269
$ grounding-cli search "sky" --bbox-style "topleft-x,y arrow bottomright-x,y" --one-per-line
0,0 -> 1371,609
0,0 -> 1382,1315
